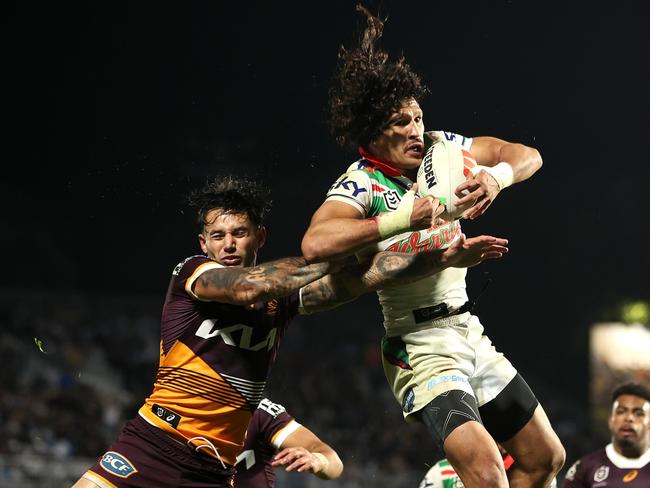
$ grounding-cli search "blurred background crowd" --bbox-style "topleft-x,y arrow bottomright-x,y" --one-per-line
4,1 -> 649,486
2,289 -> 636,487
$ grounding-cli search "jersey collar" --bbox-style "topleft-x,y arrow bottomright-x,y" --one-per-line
605,443 -> 650,468
358,147 -> 402,177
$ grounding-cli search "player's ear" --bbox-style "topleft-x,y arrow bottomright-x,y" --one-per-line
256,225 -> 267,249
198,233 -> 208,254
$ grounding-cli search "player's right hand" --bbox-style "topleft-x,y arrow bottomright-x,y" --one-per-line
409,183 -> 445,230
272,446 -> 324,475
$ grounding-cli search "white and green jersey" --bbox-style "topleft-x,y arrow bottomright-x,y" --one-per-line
420,456 -> 555,488
325,131 -> 473,336
418,459 -> 464,488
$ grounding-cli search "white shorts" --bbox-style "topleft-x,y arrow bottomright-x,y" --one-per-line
381,312 -> 517,419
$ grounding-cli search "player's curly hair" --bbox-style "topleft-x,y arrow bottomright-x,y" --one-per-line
187,175 -> 272,230
611,382 -> 650,404
329,4 -> 428,148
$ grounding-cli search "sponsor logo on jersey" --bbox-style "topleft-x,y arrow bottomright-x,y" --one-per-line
385,222 -> 461,254
403,388 -> 415,413
195,319 -> 277,351
173,256 -> 200,276
258,398 -> 286,418
443,131 -> 457,142
152,403 -> 181,428
382,190 -> 400,210
427,374 -> 469,391
330,176 -> 368,197
594,465 -> 609,482
99,451 -> 138,478
623,469 -> 638,482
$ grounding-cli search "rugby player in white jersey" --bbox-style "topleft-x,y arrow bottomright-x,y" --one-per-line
301,6 -> 565,488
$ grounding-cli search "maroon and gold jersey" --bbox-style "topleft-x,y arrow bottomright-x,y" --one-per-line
562,444 -> 650,487
234,398 -> 300,488
138,256 -> 299,467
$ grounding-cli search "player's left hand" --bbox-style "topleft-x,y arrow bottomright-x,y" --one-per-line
272,447 -> 324,474
442,234 -> 509,268
454,170 -> 500,220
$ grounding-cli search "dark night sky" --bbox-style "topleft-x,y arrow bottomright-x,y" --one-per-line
5,2 -> 650,399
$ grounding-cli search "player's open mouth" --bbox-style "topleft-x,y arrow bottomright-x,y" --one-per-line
619,427 -> 636,437
405,142 -> 423,156
221,256 -> 242,266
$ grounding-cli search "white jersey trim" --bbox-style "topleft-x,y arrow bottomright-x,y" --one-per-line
221,373 -> 266,405
605,443 -> 650,468
185,262 -> 224,301
272,420 -> 302,449
324,194 -> 367,214
427,130 -> 474,151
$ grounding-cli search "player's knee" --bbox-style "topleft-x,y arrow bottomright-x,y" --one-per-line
444,423 -> 509,487
449,453 -> 507,488
474,461 -> 508,488
543,440 -> 566,476
519,438 -> 565,481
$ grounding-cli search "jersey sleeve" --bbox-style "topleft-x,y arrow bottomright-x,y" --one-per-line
252,399 -> 301,450
560,458 -> 587,488
161,255 -> 223,353
325,169 -> 373,216
425,130 -> 473,151
171,255 -> 224,301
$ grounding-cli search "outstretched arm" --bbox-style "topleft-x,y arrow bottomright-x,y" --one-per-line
193,257 -> 337,305
301,185 -> 443,263
300,235 -> 508,313
271,425 -> 343,480
456,136 -> 542,220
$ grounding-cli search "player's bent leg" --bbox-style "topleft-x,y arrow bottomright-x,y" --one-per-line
480,374 -> 564,487
444,421 -> 508,488
419,390 -> 508,488
500,404 -> 565,488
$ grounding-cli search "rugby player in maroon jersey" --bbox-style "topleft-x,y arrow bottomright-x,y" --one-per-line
233,398 -> 342,487
562,383 -> 650,487
73,175 -> 507,488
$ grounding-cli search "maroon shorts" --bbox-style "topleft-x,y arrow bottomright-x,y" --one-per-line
82,415 -> 234,488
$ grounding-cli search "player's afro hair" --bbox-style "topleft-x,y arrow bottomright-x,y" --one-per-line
611,382 -> 650,405
329,4 -> 428,148
187,175 -> 272,230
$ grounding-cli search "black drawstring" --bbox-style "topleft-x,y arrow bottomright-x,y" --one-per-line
459,277 -> 493,314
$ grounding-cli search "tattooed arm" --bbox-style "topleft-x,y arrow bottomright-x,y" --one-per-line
193,257 -> 336,305
301,235 -> 508,313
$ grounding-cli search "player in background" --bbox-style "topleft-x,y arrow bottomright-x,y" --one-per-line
301,6 -> 564,488
73,175 -> 508,488
234,398 -> 342,486
420,449 -> 557,488
561,383 -> 650,487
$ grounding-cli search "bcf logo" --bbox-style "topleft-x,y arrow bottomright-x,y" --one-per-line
100,451 -> 138,478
